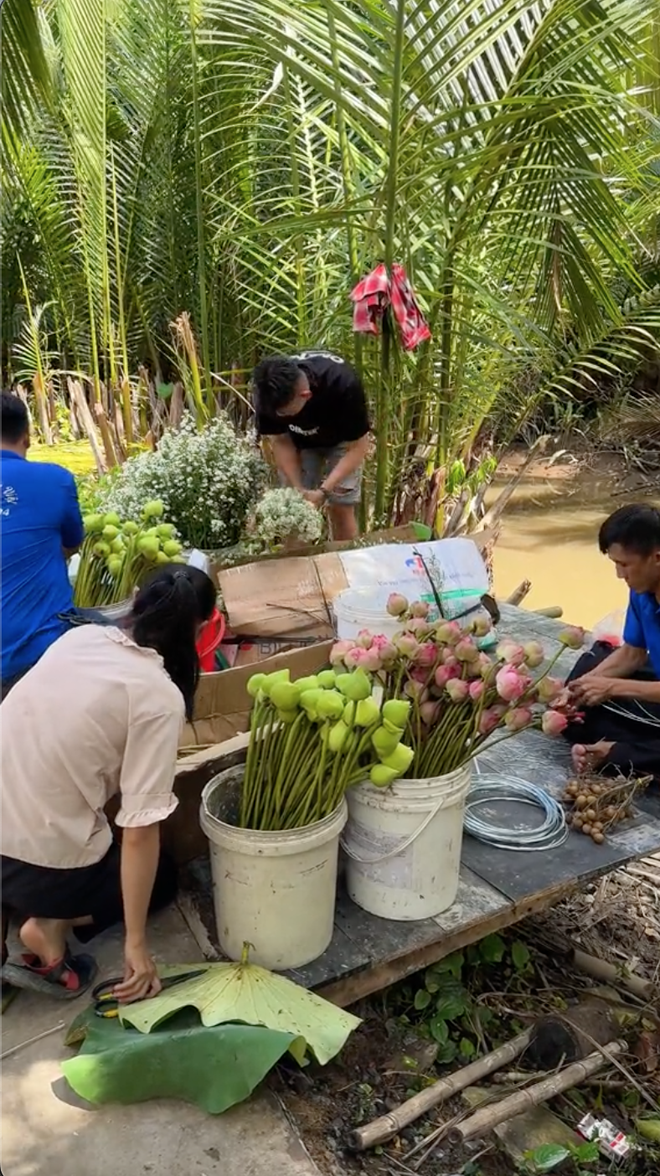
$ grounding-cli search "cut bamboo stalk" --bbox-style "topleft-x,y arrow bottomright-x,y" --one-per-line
506,580 -> 531,606
349,1030 -> 531,1151
448,1041 -> 624,1144
532,606 -> 563,618
94,402 -> 118,469
572,948 -> 654,1002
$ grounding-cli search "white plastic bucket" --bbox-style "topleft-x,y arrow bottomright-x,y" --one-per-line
333,588 -> 401,641
343,764 -> 472,921
200,766 -> 348,970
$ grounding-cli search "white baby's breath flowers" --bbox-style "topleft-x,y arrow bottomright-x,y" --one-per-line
251,487 -> 323,548
98,415 -> 267,549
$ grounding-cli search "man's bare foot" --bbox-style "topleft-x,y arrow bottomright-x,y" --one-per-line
19,917 -> 70,967
571,741 -> 615,774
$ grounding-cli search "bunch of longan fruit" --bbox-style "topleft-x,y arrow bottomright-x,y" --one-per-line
562,777 -> 635,844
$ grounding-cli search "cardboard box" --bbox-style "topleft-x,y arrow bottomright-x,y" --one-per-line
180,639 -> 333,748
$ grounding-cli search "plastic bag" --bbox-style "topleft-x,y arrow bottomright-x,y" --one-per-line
591,608 -> 625,647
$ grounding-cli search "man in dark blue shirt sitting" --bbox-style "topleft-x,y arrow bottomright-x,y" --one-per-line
565,504 -> 660,779
1,392 -> 84,698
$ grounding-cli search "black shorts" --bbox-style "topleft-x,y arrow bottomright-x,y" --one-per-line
1,842 -> 177,942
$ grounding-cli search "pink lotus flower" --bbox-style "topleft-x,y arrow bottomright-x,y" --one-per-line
455,637 -> 479,663
478,652 -> 495,679
371,635 -> 398,665
410,600 -> 430,618
470,614 -> 492,638
542,709 -> 569,736
469,679 -> 485,702
495,665 -> 526,702
355,629 -> 374,650
558,625 -> 585,650
496,640 -> 525,667
442,648 -> 460,666
537,676 -> 563,704
406,616 -> 432,637
446,677 -> 469,703
410,665 -> 429,684
387,592 -> 409,617
394,633 -> 419,657
329,640 -> 353,666
414,641 -> 437,667
420,700 -> 440,725
404,679 -> 428,702
523,641 -> 544,669
504,706 -> 533,732
434,663 -> 460,688
435,620 -> 462,646
344,646 -> 382,672
478,707 -> 501,735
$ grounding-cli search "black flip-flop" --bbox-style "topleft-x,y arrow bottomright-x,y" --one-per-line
1,948 -> 97,1000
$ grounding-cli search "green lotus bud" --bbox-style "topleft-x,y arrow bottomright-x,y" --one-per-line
354,697 -> 381,727
247,673 -> 267,698
382,718 -> 406,737
380,742 -> 415,776
328,720 -> 350,753
382,699 -> 412,727
260,670 -> 290,697
137,536 -> 160,560
92,541 -> 110,557
300,688 -> 323,720
107,557 -> 122,577
317,669 -> 337,689
102,524 -> 119,540
156,550 -> 169,564
122,521 -> 139,536
157,523 -> 176,538
103,512 -> 121,528
316,690 -> 344,720
294,675 -> 320,693
343,701 -> 356,725
277,709 -> 298,724
162,540 -> 181,557
83,513 -> 104,534
372,726 -> 401,758
370,764 -> 399,788
270,681 -> 301,711
338,669 -> 371,701
142,499 -> 165,520
110,537 -> 124,554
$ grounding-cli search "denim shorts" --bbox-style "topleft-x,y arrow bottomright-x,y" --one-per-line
299,444 -> 362,506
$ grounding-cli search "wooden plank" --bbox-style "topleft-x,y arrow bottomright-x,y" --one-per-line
316,878 -> 578,1007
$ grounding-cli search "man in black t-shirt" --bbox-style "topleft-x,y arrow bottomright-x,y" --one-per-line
252,351 -> 370,540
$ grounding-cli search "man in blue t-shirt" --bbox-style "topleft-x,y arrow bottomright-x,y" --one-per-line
1,392 -> 84,697
565,504 -> 660,778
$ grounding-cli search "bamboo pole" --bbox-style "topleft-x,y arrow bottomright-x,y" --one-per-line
349,1030 -> 531,1151
447,1041 -> 625,1144
572,948 -> 654,1003
68,379 -> 106,474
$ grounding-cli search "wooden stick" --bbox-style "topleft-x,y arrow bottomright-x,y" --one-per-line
532,606 -> 563,618
349,1030 -> 531,1151
447,1041 -> 624,1144
1,1021 -> 65,1060
572,948 -> 654,1002
506,581 -> 531,606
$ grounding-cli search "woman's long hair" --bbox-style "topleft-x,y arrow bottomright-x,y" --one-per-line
130,564 -> 216,720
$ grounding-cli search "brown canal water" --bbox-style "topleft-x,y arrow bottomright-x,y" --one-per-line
491,466 -> 659,629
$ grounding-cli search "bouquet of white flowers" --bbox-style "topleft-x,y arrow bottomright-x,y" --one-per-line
250,488 -> 323,550
97,415 -> 267,550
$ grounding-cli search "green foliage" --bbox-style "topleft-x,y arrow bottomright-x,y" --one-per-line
522,1140 -> 600,1174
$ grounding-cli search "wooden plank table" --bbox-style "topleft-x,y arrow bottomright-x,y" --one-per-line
180,606 -> 660,1007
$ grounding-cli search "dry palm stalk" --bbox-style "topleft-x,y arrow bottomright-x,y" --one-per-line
349,1030 -> 531,1151
447,1041 -> 625,1144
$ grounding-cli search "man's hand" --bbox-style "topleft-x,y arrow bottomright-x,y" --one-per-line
569,676 -> 612,708
303,489 -> 326,507
113,940 -> 162,1003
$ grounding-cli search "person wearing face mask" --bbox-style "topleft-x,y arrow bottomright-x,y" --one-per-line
1,564 -> 216,1000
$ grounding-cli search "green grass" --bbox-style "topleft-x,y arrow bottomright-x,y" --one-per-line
29,440 -> 98,476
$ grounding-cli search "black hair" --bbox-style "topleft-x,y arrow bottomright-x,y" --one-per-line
252,355 -> 304,415
598,504 -> 660,557
1,391 -> 29,444
130,564 -> 217,721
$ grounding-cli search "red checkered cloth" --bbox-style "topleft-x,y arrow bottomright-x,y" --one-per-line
349,263 -> 431,350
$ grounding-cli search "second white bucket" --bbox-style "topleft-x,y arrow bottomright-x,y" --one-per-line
200,766 -> 348,970
333,588 -> 401,641
343,764 -> 471,921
